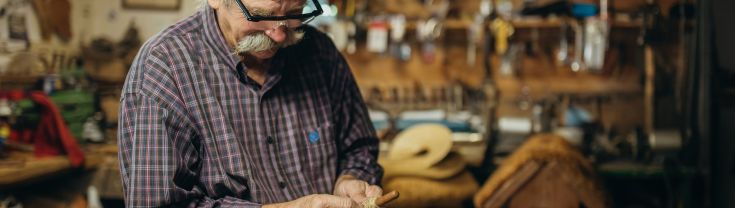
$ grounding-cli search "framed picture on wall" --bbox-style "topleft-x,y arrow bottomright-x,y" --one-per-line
122,0 -> 181,10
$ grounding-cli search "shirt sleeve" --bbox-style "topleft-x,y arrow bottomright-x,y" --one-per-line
329,48 -> 384,185
117,45 -> 262,207
118,92 -> 263,207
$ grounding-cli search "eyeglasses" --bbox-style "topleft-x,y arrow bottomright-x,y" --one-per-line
235,0 -> 323,30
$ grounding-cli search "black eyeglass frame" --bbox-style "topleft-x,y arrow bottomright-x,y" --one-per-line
235,0 -> 323,23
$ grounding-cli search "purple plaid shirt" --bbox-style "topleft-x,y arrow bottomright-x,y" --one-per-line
118,5 -> 382,207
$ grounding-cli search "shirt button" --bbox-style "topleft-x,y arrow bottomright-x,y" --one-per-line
266,136 -> 275,144
278,181 -> 287,189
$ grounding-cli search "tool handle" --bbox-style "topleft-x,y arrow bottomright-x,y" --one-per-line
375,190 -> 399,206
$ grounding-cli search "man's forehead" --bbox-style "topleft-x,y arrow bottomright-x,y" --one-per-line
243,0 -> 307,7
243,0 -> 307,14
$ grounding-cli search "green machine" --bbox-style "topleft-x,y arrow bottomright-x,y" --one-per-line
15,90 -> 95,142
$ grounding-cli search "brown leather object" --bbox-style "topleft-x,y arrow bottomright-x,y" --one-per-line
380,152 -> 466,181
84,58 -> 127,83
382,171 -> 479,208
32,0 -> 72,42
474,134 -> 608,208
510,161 -> 605,208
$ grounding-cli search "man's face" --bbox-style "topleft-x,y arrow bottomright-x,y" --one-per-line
212,0 -> 306,60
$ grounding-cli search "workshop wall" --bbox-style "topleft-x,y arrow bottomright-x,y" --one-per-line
0,0 -> 197,49
0,0 -> 198,82
73,0 -> 198,43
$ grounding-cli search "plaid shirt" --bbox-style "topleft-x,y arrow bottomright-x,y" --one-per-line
118,5 -> 382,207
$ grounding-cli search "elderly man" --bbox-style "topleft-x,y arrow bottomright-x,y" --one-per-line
117,0 -> 383,207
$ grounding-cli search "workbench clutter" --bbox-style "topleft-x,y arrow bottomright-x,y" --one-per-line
81,23 -> 141,85
0,91 -> 85,167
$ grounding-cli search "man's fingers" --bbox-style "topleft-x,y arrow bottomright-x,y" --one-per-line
315,195 -> 359,208
348,191 -> 368,204
341,180 -> 369,203
365,185 -> 383,198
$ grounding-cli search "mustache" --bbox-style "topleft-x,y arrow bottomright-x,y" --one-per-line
236,29 -> 305,55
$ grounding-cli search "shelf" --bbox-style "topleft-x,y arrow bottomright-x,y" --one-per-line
495,75 -> 642,99
512,18 -> 643,29
397,18 -> 644,31
0,76 -> 41,84
405,18 -> 472,30
0,151 -> 103,189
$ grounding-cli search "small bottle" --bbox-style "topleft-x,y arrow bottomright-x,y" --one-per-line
0,99 -> 11,151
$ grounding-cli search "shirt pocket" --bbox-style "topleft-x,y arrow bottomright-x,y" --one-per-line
301,121 -> 337,170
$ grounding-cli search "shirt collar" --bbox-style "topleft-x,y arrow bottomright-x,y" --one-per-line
201,4 -> 286,92
202,4 -> 240,69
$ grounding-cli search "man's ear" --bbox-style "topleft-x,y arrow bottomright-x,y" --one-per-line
207,0 -> 221,9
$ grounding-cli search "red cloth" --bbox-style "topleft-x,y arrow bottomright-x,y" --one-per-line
3,91 -> 85,167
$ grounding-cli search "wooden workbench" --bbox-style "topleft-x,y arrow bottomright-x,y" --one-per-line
0,150 -> 104,190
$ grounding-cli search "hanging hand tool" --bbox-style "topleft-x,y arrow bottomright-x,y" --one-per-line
469,0 -> 492,67
569,19 -> 584,72
583,17 -> 608,71
556,21 -> 569,66
467,13 -> 484,66
490,18 -> 514,55
417,18 -> 442,63
389,15 -> 410,61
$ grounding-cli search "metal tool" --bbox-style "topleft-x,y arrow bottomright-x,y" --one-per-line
556,21 -> 569,65
389,15 -> 410,61
490,18 -> 514,55
570,20 -> 585,72
583,17 -> 608,71
467,12 -> 487,66
417,18 -> 442,63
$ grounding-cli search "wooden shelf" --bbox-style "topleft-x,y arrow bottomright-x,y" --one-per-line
0,151 -> 103,189
495,75 -> 642,99
398,18 -> 644,31
0,76 -> 41,84
512,18 -> 643,29
364,17 -> 645,32
405,18 -> 473,30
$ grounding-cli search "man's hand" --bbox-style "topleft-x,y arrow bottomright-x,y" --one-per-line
263,194 -> 359,208
333,174 -> 383,205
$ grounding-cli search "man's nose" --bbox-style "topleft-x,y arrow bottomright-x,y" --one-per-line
265,25 -> 287,43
